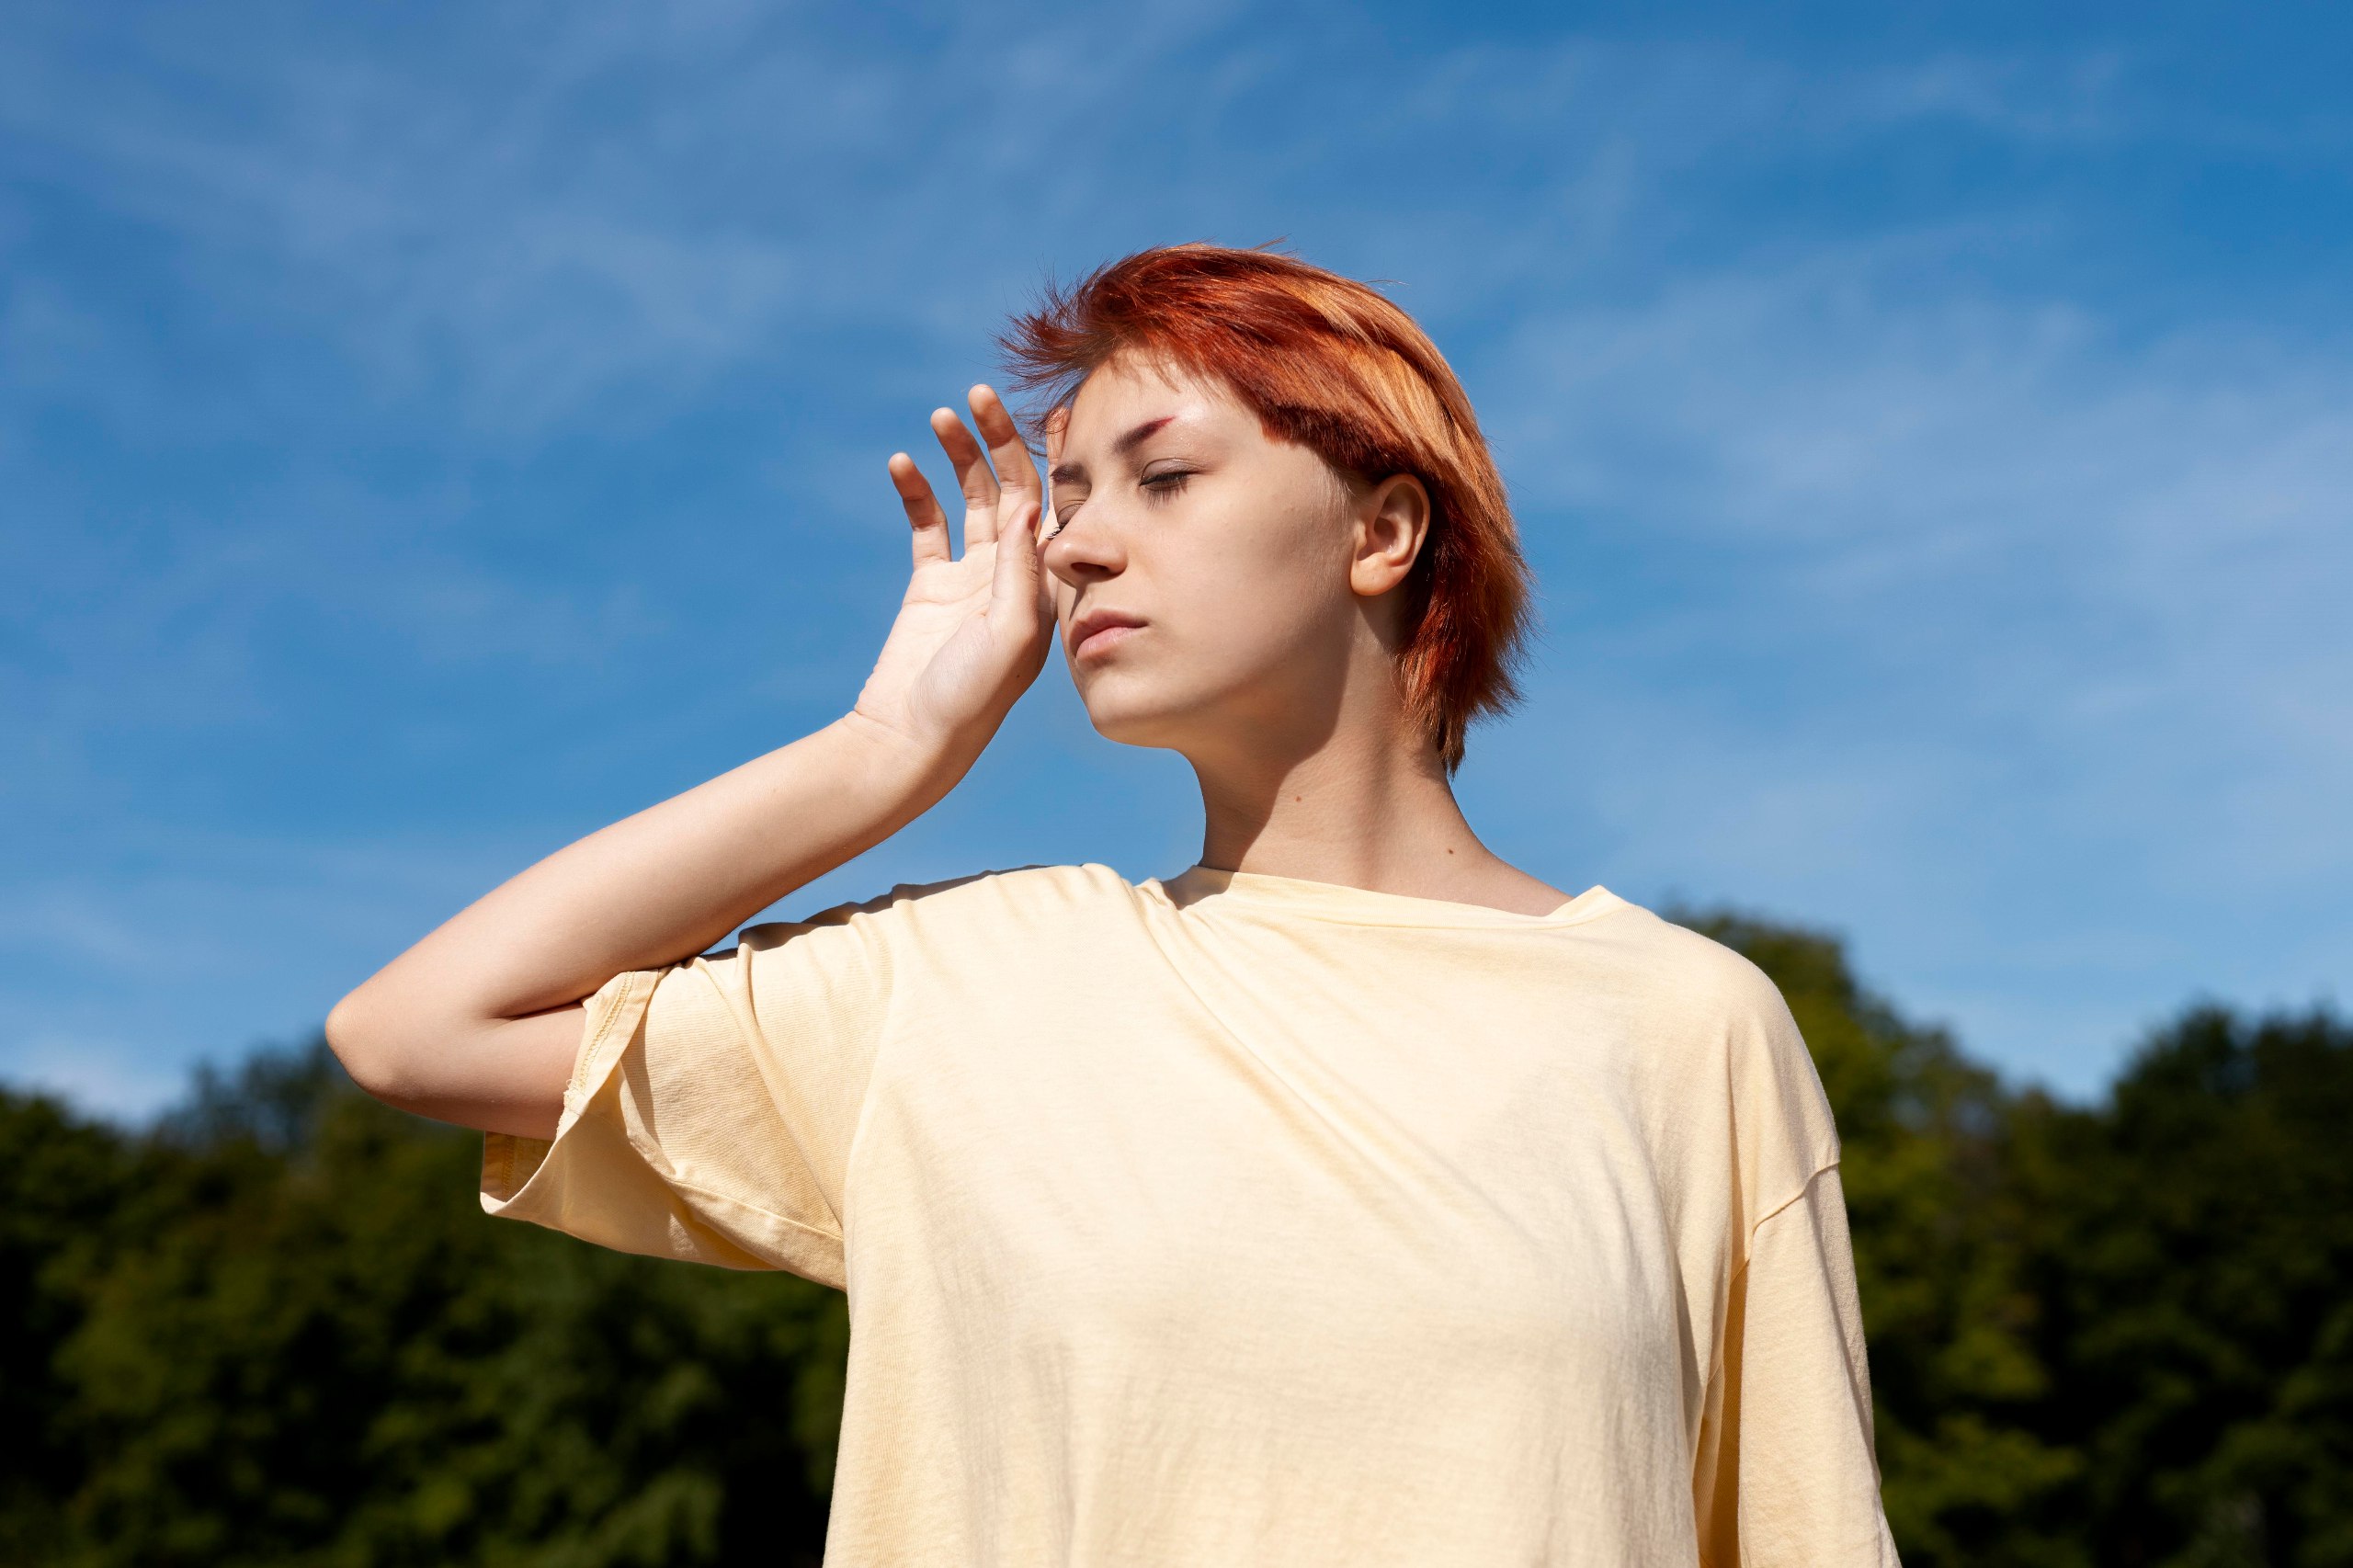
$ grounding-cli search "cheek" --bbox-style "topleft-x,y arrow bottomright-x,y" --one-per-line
1167,501 -> 1347,646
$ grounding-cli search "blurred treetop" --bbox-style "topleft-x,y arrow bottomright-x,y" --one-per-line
3,911 -> 2347,1566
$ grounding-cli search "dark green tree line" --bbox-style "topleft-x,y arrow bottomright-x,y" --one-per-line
1,1051 -> 845,1567
1685,912 -> 2080,1562
1696,914 -> 2353,1567
2,914 -> 2347,1565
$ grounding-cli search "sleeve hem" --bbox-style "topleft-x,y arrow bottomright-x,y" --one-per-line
479,968 -> 658,1210
479,966 -> 846,1257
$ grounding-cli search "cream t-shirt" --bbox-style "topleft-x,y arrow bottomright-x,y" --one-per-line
483,863 -> 1901,1567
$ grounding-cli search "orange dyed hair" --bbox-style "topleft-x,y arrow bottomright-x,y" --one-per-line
999,243 -> 1530,772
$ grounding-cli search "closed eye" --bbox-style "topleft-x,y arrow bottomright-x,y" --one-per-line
1142,469 -> 1195,501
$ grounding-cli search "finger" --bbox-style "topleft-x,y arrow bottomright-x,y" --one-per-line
970,384 -> 1041,515
930,406 -> 1001,548
987,460 -> 1048,632
888,452 -> 952,566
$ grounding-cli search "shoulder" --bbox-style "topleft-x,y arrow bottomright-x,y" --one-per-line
1574,896 -> 1799,1033
1576,899 -> 1843,1196
746,862 -> 1145,946
1576,897 -> 1826,1108
719,866 -> 1148,1002
879,861 -> 1140,918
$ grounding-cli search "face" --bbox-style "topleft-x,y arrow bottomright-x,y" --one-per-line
1042,356 -> 1422,761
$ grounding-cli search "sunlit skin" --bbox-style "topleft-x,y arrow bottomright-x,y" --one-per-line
1048,362 -> 1386,758
325,368 -> 1563,1142
1035,357 -> 1567,890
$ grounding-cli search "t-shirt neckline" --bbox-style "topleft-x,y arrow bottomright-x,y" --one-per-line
1154,865 -> 1623,930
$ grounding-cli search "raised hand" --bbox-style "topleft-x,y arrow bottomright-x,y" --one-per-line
849,384 -> 1055,767
330,386 -> 1058,1138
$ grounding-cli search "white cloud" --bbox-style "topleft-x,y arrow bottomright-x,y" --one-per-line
1464,239 -> 2353,1088
4,2 -> 2346,1109
0,11 -> 2165,440
6,1034 -> 189,1124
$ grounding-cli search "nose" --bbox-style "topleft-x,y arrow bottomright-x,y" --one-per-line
1042,506 -> 1125,589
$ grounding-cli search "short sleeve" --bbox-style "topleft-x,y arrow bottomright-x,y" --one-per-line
479,893 -> 901,1289
1692,1165 -> 1902,1566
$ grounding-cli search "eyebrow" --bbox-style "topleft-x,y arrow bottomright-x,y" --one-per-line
1050,415 -> 1177,484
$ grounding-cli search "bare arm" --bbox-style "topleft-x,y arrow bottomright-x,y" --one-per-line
325,387 -> 1051,1139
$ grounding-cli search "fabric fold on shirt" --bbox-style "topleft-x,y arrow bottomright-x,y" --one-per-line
483,861 -> 1900,1567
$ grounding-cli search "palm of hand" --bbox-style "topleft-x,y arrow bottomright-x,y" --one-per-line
851,386 -> 1053,755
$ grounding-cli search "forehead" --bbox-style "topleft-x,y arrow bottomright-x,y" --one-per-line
1058,355 -> 1251,455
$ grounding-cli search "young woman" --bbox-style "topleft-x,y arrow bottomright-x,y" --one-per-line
327,245 -> 1901,1566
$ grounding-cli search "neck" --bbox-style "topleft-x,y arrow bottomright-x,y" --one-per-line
1185,698 -> 1569,917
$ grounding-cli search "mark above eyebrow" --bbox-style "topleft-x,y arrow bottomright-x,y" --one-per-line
1050,414 -> 1178,486
1112,415 -> 1176,458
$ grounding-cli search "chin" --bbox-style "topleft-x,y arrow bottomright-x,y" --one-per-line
1082,702 -> 1191,752
1074,675 -> 1208,753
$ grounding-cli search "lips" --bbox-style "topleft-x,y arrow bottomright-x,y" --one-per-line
1067,608 -> 1147,660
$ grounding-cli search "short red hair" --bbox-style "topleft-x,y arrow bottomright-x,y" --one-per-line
999,243 -> 1530,772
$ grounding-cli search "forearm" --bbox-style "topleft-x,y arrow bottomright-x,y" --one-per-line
329,381 -> 1049,1134
391,714 -> 949,1019
326,714 -> 955,1122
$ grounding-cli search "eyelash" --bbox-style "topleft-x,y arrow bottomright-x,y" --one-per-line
1049,470 -> 1194,536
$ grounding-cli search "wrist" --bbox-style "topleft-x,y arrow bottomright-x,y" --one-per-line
828,709 -> 979,809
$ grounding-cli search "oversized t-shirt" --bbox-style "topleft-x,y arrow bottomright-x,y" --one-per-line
483,863 -> 1901,1567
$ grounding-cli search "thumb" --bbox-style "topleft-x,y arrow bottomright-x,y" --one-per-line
988,493 -> 1049,636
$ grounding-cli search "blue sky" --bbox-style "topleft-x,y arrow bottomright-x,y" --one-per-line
5,0 -> 2347,1116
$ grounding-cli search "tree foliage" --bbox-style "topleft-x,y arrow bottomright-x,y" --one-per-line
3,916 -> 2347,1565
1695,913 -> 2353,1568
2011,1006 -> 2353,1567
1685,912 -> 2081,1564
2,1048 -> 845,1568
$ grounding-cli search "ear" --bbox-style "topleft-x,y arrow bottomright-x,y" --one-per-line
1348,473 -> 1431,598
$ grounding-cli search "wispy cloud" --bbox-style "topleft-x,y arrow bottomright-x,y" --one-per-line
1467,238 -> 2352,1085
7,1034 -> 191,1124
4,1 -> 2347,1112
0,11 -> 2168,437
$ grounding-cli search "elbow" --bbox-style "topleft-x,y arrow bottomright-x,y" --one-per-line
324,987 -> 413,1107
325,978 -> 570,1139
